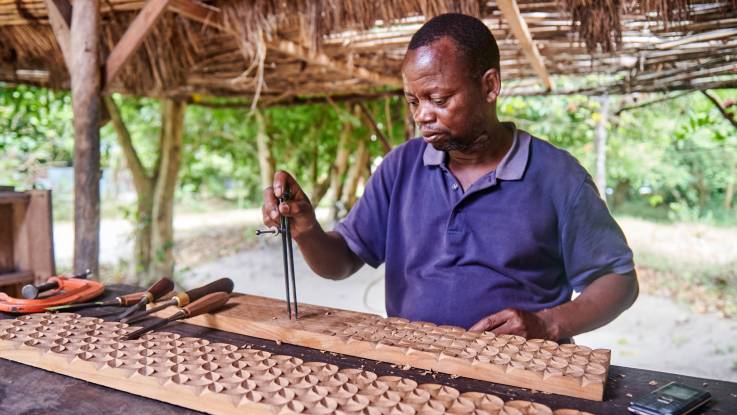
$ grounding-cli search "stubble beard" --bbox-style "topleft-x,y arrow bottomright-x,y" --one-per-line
431,136 -> 471,152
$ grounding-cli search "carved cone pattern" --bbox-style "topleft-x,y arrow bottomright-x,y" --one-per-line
0,314 -> 594,415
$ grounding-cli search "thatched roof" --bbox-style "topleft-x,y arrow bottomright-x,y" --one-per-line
1,0 -> 736,106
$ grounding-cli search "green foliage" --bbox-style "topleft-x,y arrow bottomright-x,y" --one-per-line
498,89 -> 737,224
100,95 -> 162,173
180,98 -> 404,206
0,84 -> 74,187
1,81 -> 734,223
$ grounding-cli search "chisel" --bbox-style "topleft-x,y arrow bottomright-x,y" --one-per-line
116,277 -> 175,321
120,291 -> 230,341
121,277 -> 234,324
45,292 -> 146,312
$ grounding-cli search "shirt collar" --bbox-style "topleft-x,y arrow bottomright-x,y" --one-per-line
422,122 -> 531,181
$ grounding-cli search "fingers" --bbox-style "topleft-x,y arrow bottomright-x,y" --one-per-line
262,186 -> 280,226
469,316 -> 493,332
278,199 -> 313,217
490,319 -> 523,337
469,309 -> 513,332
273,170 -> 300,199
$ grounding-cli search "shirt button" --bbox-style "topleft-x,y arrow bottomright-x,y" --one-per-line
451,183 -> 459,190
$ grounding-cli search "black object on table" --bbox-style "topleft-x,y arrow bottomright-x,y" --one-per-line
1,285 -> 735,415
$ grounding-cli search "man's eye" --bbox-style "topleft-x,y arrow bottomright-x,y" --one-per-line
431,98 -> 447,105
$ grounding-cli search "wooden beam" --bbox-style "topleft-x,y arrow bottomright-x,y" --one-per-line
69,0 -> 101,277
615,91 -> 692,115
168,0 -> 402,88
270,39 -> 403,88
169,0 -> 227,31
496,0 -> 553,90
44,0 -> 72,68
656,28 -> 737,50
702,89 -> 737,130
357,101 -> 392,153
105,0 -> 172,89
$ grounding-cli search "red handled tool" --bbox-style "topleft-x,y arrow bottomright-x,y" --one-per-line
0,274 -> 104,313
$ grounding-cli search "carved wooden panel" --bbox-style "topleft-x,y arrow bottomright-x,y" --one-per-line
0,313 -> 593,415
158,294 -> 610,400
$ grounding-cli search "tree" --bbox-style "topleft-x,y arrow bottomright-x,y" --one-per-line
104,95 -> 185,283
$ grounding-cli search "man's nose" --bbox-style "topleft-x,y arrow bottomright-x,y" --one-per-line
414,101 -> 435,124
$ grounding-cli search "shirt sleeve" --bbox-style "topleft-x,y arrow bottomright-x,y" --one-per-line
559,176 -> 635,292
333,150 -> 398,268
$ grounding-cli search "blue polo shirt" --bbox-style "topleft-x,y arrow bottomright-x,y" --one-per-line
334,123 -> 635,329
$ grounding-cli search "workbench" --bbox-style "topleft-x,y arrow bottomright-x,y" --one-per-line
1,285 -> 735,414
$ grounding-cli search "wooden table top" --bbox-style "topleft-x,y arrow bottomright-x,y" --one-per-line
1,284 -> 735,414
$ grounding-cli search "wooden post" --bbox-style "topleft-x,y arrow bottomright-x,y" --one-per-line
255,111 -> 275,190
70,0 -> 101,276
595,95 -> 609,202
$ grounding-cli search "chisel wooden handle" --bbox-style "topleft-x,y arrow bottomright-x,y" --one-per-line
174,278 -> 234,307
181,292 -> 230,318
118,292 -> 146,306
145,277 -> 175,303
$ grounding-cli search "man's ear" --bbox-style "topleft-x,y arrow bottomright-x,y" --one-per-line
481,68 -> 501,103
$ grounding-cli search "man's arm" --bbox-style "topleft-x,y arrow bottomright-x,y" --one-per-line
262,171 -> 364,280
469,270 -> 639,340
294,227 -> 365,280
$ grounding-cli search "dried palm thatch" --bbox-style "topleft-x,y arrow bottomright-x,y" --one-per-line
559,0 -> 737,52
1,0 -> 735,101
559,0 -> 624,53
101,12 -> 201,96
217,0 -> 483,106
0,25 -> 66,86
219,0 -> 482,55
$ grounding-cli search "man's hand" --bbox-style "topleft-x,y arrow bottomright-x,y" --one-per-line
262,171 -> 317,240
469,308 -> 560,340
261,170 -> 364,280
469,272 -> 638,341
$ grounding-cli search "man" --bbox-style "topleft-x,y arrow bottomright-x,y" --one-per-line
262,13 -> 638,341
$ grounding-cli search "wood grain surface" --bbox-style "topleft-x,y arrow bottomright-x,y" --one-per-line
0,312 -> 593,415
155,294 -> 610,400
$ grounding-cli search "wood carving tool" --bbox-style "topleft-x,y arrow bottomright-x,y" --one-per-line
120,291 -> 230,341
116,277 -> 175,321
256,188 -> 299,319
21,269 -> 91,299
0,276 -> 105,313
121,277 -> 234,324
45,292 -> 146,312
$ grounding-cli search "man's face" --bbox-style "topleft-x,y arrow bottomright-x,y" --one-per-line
402,37 -> 490,152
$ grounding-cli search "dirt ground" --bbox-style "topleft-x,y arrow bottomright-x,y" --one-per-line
54,209 -> 737,382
